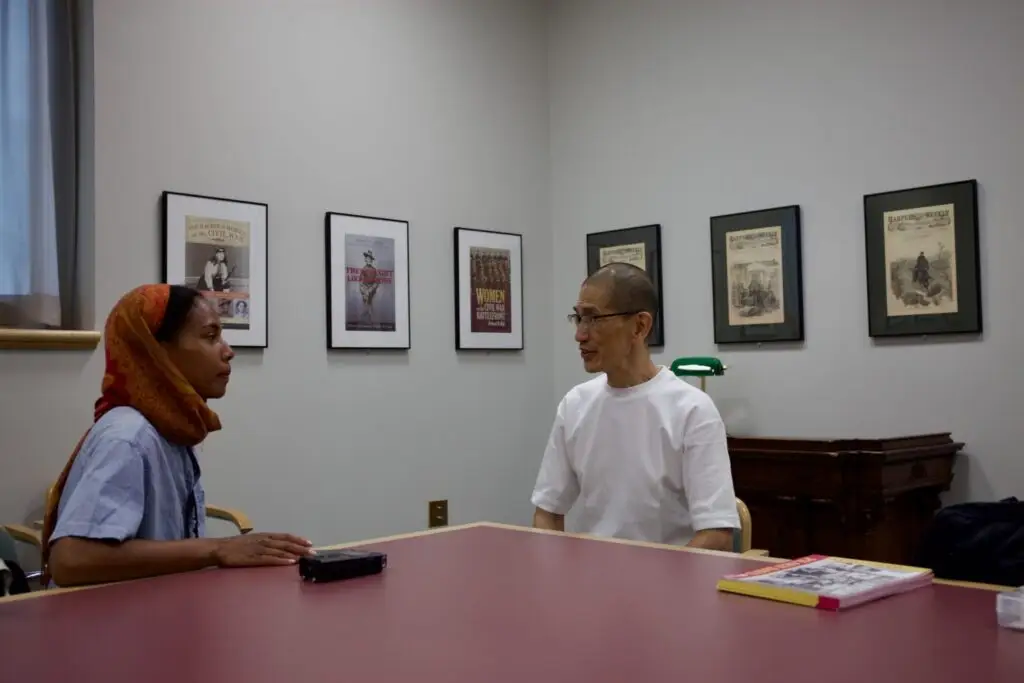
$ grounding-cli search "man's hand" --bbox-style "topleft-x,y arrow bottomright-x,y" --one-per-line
213,533 -> 315,567
532,507 -> 565,532
686,528 -> 734,552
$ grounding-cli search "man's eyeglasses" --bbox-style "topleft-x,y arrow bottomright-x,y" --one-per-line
567,311 -> 641,328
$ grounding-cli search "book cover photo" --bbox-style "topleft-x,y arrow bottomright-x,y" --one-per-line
185,215 -> 252,330
468,245 -> 512,334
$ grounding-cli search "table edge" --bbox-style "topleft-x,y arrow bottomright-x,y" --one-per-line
331,521 -> 1013,593
2,520 -> 1010,605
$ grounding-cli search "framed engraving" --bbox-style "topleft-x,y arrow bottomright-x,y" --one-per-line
325,211 -> 411,350
161,191 -> 269,348
454,227 -> 524,350
585,224 -> 665,347
863,180 -> 981,337
710,205 -> 804,344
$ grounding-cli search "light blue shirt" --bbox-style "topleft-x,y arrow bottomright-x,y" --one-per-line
50,406 -> 207,547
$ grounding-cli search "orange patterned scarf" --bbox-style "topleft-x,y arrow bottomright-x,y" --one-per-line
40,284 -> 223,583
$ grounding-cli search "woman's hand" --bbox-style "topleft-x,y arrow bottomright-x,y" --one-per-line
214,532 -> 315,567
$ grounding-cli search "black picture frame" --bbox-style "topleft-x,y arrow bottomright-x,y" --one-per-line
863,180 -> 981,338
585,224 -> 665,347
453,227 -> 524,351
709,205 -> 804,345
325,211 -> 412,350
161,190 -> 269,349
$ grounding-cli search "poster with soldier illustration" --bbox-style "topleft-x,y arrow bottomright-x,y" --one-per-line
326,212 -> 410,349
882,204 -> 958,317
863,180 -> 981,337
344,233 -> 397,332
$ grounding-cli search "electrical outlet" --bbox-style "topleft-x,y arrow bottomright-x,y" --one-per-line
428,499 -> 448,528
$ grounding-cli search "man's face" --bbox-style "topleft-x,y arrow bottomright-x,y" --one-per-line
162,298 -> 235,400
573,282 -> 638,374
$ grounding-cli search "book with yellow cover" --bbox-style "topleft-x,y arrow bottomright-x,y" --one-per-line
717,555 -> 934,611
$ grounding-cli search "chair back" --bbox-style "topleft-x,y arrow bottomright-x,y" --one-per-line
734,498 -> 753,553
0,528 -> 18,565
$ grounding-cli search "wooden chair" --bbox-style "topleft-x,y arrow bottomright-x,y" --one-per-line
33,483 -> 254,535
1,523 -> 41,548
1,523 -> 43,590
205,505 -> 254,534
735,498 -> 769,556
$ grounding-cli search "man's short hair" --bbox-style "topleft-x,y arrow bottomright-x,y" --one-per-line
585,262 -> 659,325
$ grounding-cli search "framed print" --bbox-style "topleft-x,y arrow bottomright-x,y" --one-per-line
710,205 -> 804,344
162,191 -> 268,348
585,224 -> 665,347
864,179 -> 981,337
325,212 -> 411,350
454,227 -> 523,350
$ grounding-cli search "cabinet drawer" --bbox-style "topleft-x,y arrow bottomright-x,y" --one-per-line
881,456 -> 954,494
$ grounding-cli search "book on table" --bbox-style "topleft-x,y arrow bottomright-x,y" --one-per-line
716,554 -> 934,611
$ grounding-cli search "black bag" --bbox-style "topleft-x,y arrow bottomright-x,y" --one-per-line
1,558 -> 30,597
914,497 -> 1024,587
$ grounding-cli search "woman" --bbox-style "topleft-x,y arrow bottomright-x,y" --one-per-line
41,284 -> 313,587
198,247 -> 231,291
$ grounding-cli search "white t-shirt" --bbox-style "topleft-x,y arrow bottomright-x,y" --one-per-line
531,366 -> 740,545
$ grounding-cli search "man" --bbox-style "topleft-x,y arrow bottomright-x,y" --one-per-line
913,251 -> 930,289
359,249 -> 380,324
530,263 -> 740,550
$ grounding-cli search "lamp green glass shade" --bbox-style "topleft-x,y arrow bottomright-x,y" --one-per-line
670,356 -> 726,392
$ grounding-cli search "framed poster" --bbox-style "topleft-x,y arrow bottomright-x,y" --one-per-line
325,212 -> 411,350
161,191 -> 268,348
454,227 -> 523,350
585,224 -> 664,347
710,205 -> 804,344
863,180 -> 981,337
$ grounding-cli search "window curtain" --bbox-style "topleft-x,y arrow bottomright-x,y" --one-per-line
0,0 -> 78,329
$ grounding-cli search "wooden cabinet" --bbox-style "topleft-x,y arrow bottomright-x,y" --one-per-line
727,433 -> 963,565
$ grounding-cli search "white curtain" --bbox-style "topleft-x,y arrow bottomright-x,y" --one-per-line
0,0 -> 77,329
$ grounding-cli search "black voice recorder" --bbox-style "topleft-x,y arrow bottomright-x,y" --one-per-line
298,549 -> 388,583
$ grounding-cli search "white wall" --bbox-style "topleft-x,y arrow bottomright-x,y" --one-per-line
5,0 -> 1022,552
0,0 -> 551,545
548,0 -> 1024,501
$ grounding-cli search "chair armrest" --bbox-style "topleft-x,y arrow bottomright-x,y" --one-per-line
205,505 -> 253,534
742,549 -> 770,557
2,524 -> 42,547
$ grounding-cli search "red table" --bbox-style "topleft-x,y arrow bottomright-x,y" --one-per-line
3,523 -> 1022,682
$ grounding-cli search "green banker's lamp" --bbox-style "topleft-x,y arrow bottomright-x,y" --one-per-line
670,356 -> 726,393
